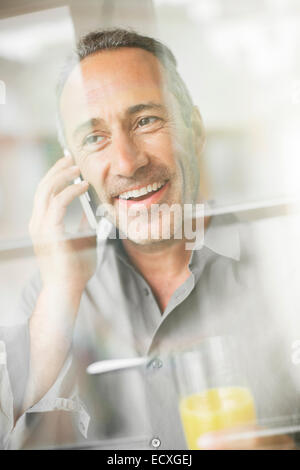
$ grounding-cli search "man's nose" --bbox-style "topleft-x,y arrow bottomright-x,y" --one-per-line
110,131 -> 149,177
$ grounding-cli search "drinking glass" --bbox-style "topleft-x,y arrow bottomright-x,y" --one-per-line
171,336 -> 256,450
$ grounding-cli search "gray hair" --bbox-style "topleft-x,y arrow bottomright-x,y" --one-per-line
56,28 -> 194,149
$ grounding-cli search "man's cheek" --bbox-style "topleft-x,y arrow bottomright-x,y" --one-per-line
82,158 -> 107,184
88,177 -> 109,206
143,129 -> 175,159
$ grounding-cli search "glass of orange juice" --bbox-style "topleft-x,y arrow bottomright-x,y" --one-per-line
171,336 -> 257,450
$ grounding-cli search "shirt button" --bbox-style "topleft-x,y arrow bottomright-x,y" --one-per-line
151,358 -> 163,369
151,437 -> 161,448
144,288 -> 149,296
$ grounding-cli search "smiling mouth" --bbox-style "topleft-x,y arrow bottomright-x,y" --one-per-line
115,180 -> 168,202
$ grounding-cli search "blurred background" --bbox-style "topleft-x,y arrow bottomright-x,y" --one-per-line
1,0 -> 300,449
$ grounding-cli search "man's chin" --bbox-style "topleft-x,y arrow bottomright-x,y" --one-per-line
117,223 -> 181,247
122,236 -> 179,250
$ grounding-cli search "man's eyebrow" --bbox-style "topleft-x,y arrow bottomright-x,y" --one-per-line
126,102 -> 165,115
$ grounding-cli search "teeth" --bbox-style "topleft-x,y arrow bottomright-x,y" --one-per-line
139,187 -> 148,196
119,181 -> 165,200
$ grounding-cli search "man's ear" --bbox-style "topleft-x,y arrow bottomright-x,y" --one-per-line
191,105 -> 206,156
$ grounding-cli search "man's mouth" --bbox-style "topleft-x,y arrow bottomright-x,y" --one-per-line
116,181 -> 168,202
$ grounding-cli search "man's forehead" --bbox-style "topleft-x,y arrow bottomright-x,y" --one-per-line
60,48 -> 165,106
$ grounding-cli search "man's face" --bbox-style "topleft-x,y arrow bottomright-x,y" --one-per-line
60,48 -> 203,244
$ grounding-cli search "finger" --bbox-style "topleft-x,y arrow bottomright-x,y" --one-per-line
249,433 -> 295,450
34,166 -> 81,213
197,424 -> 258,450
198,433 -> 259,450
33,155 -> 72,204
44,154 -> 73,179
48,180 -> 89,226
35,154 -> 74,194
46,166 -> 81,199
198,426 -> 295,450
37,155 -> 73,191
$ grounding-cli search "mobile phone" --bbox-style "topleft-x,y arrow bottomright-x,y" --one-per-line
63,149 -> 98,230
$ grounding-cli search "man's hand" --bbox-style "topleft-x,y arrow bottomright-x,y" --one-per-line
29,153 -> 97,294
21,154 -> 97,416
197,424 -> 295,450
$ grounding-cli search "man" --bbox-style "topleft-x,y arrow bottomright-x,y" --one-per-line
1,29 -> 299,450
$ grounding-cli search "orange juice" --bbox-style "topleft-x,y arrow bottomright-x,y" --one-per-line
179,386 -> 256,449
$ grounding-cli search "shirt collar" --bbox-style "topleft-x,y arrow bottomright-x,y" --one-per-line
203,214 -> 240,261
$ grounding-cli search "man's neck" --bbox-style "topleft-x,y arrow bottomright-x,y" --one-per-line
122,237 -> 192,313
121,216 -> 210,313
122,237 -> 192,281
121,216 -> 210,279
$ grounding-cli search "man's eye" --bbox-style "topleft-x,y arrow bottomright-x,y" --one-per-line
137,116 -> 159,127
83,134 -> 105,146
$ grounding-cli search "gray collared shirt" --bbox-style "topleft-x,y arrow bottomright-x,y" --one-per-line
1,214 -> 300,449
